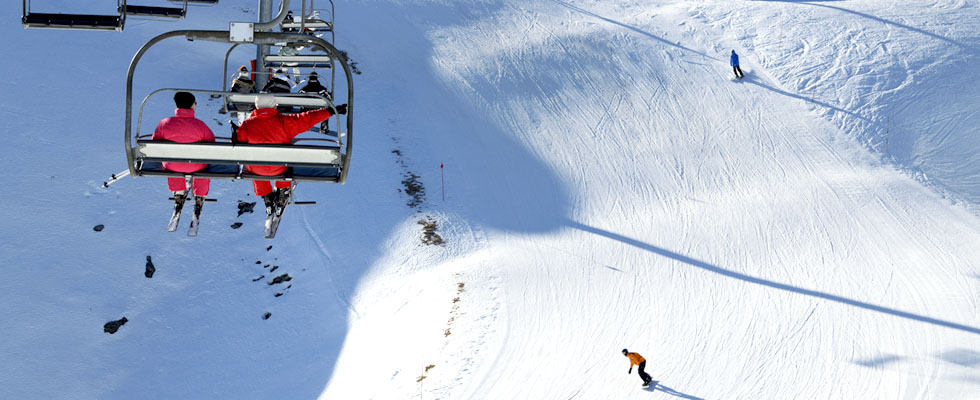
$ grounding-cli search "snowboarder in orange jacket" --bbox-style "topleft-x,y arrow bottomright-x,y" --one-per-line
623,349 -> 653,387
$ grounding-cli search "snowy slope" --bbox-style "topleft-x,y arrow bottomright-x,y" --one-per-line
1,1 -> 978,399
690,0 -> 980,206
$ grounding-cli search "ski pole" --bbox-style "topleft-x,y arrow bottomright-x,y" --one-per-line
102,169 -> 131,188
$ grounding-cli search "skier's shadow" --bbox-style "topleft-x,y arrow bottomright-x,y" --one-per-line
647,381 -> 703,399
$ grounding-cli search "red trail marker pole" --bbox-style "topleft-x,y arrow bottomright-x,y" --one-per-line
441,163 -> 445,201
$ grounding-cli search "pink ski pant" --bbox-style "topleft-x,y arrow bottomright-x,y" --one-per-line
168,177 -> 210,197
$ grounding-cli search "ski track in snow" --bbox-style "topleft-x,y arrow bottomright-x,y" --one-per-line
1,0 -> 978,399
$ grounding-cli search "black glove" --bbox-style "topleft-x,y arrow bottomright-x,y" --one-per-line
333,104 -> 348,115
628,368 -> 632,374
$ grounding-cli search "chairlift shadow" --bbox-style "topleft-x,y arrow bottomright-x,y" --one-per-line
761,0 -> 979,52
567,220 -> 980,336
549,0 -> 717,61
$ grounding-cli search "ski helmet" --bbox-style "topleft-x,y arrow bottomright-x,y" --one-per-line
622,349 -> 628,355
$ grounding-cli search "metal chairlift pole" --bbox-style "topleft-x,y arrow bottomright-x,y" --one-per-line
254,0 -> 290,89
256,0 -> 273,90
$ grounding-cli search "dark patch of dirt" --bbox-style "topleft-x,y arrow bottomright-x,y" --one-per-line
268,274 -> 292,285
339,51 -> 362,75
230,222 -> 243,229
418,217 -> 444,245
237,201 -> 256,217
93,224 -> 104,232
144,256 -> 155,278
401,172 -> 425,208
263,312 -> 271,320
104,317 -> 128,334
391,144 -> 426,208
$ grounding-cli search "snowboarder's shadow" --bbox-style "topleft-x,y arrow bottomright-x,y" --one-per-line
646,381 -> 703,400
731,70 -> 752,83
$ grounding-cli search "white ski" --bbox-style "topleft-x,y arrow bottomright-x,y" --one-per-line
167,195 -> 186,232
263,186 -> 294,239
187,196 -> 205,237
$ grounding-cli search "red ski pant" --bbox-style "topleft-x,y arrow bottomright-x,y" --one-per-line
252,180 -> 292,197
168,177 -> 210,197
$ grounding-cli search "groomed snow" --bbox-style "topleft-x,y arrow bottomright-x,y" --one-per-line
1,1 -> 977,399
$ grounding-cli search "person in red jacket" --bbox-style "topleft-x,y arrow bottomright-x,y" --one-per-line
235,94 -> 347,215
623,349 -> 653,387
151,92 -> 216,206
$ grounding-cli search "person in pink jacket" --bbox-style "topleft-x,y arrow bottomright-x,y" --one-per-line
151,92 -> 216,202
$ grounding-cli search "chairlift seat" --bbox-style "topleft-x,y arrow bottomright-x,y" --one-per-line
227,93 -> 331,108
135,141 -> 343,182
136,140 -> 341,166
122,5 -> 186,18
281,21 -> 332,31
22,13 -> 122,30
264,55 -> 333,68
137,162 -> 341,182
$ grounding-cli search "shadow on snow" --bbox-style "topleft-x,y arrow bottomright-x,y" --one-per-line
568,221 -> 980,336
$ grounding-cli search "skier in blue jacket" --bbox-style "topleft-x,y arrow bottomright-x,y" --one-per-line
730,50 -> 744,79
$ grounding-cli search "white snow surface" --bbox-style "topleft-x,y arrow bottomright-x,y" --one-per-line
1,1 -> 979,399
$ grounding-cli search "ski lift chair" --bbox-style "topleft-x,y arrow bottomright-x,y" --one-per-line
264,54 -> 333,69
22,0 -> 190,30
126,30 -> 354,185
134,89 -> 344,182
122,0 -> 188,19
279,0 -> 334,32
279,0 -> 335,45
22,0 -> 125,30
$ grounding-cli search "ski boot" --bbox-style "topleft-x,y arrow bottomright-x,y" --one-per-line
173,191 -> 187,207
276,186 -> 292,204
262,192 -> 278,217
193,196 -> 206,215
